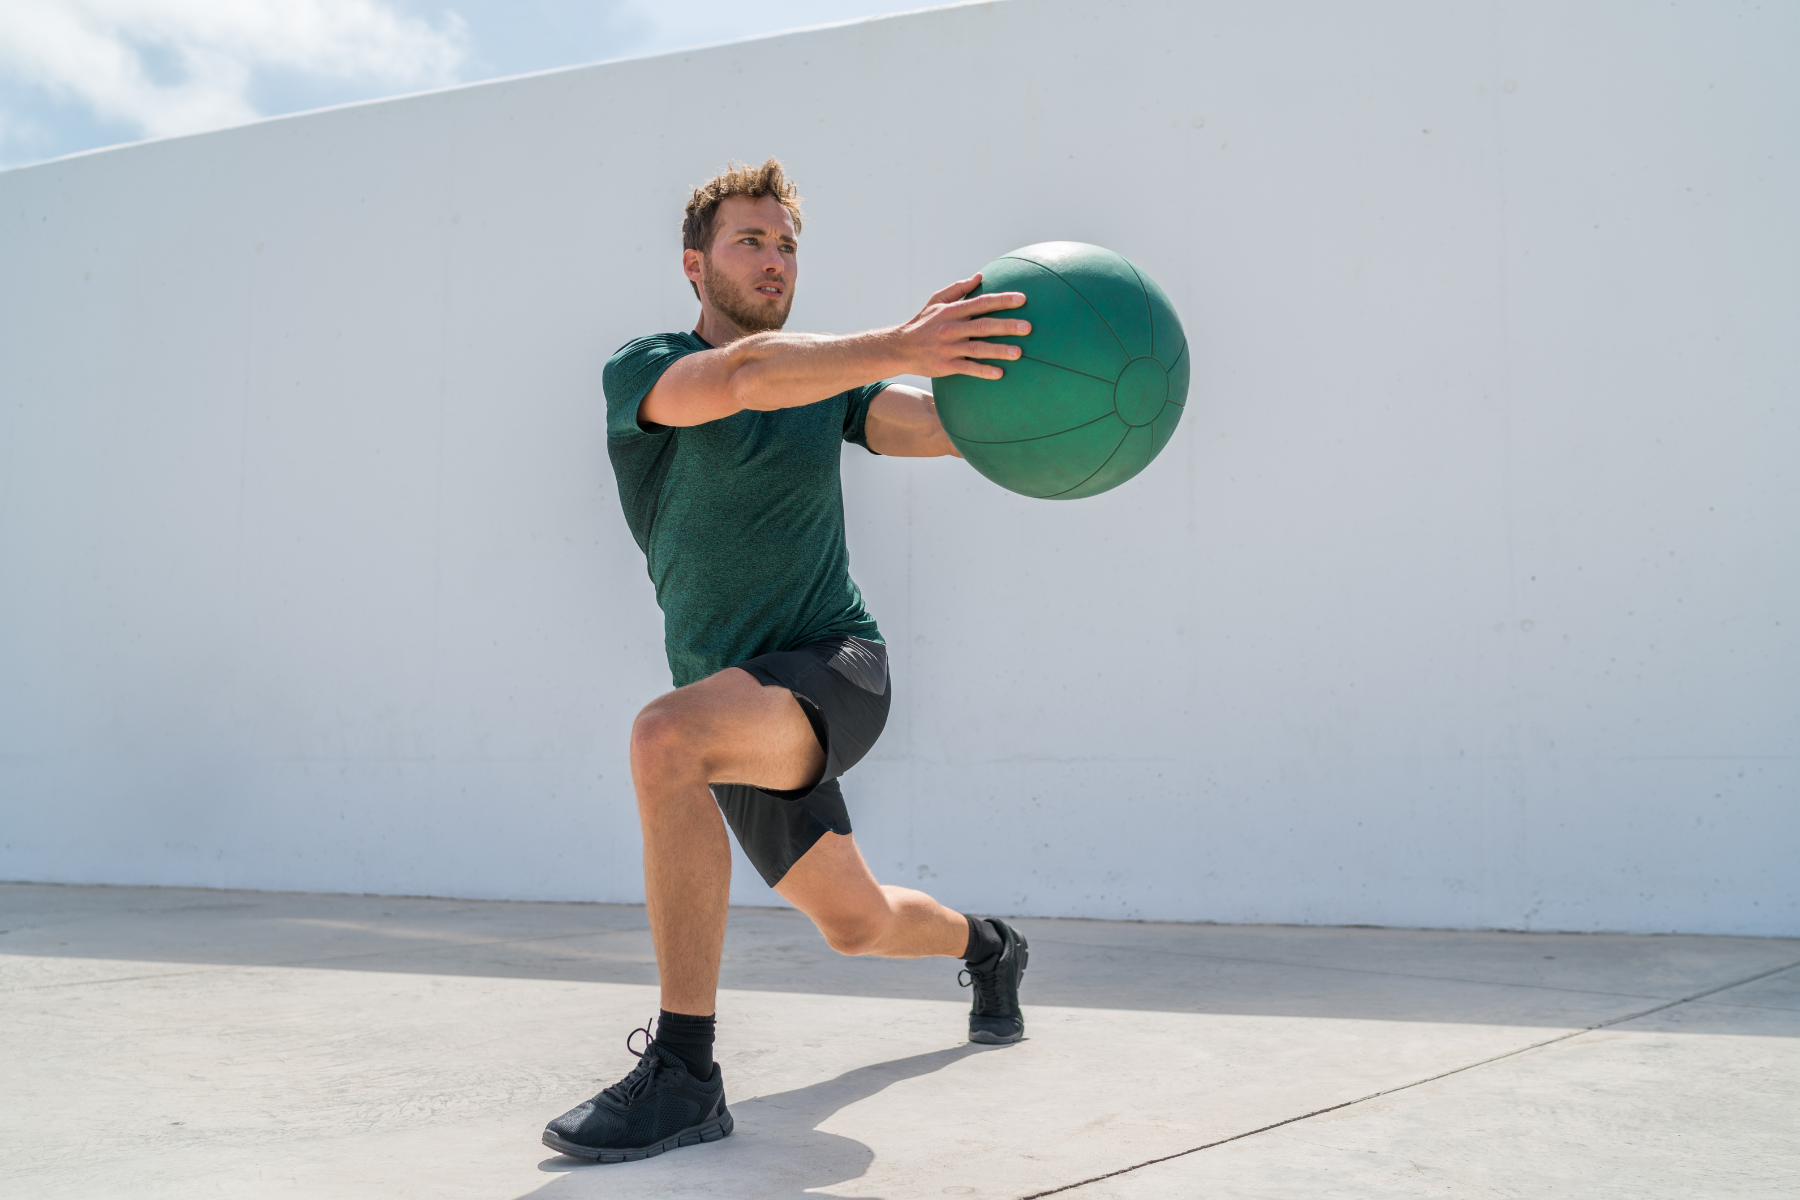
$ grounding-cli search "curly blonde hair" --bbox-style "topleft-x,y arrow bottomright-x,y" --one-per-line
681,158 -> 804,256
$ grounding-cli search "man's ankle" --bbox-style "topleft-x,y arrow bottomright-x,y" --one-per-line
962,914 -> 1003,965
654,1009 -> 716,1079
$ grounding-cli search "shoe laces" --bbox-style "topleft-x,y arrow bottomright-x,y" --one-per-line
601,1017 -> 666,1105
959,955 -> 1006,1013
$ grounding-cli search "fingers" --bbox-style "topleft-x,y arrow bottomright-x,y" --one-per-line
926,273 -> 982,306
962,316 -> 1032,339
951,290 -> 1027,315
947,357 -> 1007,381
957,339 -> 1024,361
902,277 -> 1030,380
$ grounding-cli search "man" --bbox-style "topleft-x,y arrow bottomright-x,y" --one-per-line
542,159 -> 1033,1163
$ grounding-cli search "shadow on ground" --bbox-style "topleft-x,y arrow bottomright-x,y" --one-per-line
524,1045 -> 984,1199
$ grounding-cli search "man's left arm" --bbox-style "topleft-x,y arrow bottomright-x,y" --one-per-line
863,385 -> 962,458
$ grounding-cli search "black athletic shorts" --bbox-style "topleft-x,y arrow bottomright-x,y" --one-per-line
711,634 -> 891,887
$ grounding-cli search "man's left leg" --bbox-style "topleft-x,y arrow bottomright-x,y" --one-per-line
774,828 -> 966,956
775,830 -> 1029,1043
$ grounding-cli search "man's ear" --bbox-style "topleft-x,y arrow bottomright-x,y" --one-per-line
683,248 -> 705,302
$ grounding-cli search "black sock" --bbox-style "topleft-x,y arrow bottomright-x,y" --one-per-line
654,1010 -> 715,1080
962,914 -> 1003,965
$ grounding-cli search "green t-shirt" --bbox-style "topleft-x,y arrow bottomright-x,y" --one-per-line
604,331 -> 889,687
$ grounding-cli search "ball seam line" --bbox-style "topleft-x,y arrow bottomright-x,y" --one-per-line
1043,422 -> 1135,499
994,255 -> 1133,361
946,410 -> 1118,447
1124,260 -> 1156,359
1015,354 -> 1121,387
1164,339 -> 1190,405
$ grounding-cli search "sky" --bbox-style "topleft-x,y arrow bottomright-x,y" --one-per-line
0,0 -> 932,170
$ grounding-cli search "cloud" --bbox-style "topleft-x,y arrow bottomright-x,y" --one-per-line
0,0 -> 469,146
0,0 -> 927,168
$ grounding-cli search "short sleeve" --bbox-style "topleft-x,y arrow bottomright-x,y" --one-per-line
840,380 -> 892,454
603,333 -> 703,442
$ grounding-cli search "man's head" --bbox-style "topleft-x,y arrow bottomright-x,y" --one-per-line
682,158 -> 803,335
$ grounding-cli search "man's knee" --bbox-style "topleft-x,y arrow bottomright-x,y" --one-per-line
630,700 -> 700,783
815,910 -> 889,957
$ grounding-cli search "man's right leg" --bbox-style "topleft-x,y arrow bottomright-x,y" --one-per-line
630,665 -> 826,1016
542,667 -> 825,1162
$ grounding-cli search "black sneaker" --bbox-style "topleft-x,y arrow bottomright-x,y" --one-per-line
542,1022 -> 733,1163
960,918 -> 1028,1044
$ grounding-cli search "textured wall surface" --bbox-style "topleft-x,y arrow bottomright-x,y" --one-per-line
2,0 -> 1795,933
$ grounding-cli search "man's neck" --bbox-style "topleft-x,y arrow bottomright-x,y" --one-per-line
693,306 -> 749,349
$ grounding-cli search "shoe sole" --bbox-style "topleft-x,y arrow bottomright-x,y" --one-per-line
967,931 -> 1029,1045
541,1108 -> 734,1163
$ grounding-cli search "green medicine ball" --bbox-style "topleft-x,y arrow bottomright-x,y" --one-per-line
934,242 -> 1189,499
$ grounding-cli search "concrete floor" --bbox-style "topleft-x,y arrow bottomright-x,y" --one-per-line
2,884 -> 1796,1199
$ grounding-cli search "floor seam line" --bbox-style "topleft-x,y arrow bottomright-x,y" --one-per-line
1682,999 -> 1800,1014
1017,956 -> 1800,1200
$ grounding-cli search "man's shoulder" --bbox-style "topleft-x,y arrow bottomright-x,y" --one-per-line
605,331 -> 706,378
605,331 -> 710,445
613,330 -> 707,357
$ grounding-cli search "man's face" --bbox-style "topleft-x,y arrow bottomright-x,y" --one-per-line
689,194 -> 798,333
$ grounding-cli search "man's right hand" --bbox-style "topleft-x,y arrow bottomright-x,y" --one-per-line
887,274 -> 1031,380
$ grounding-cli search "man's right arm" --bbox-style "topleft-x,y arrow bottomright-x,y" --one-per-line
638,275 -> 1032,429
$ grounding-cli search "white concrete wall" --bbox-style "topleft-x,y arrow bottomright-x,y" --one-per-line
2,0 -> 1795,935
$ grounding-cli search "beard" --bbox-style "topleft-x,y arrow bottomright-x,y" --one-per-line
701,259 -> 793,333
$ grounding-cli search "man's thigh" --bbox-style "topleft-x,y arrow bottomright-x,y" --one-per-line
643,667 -> 824,793
774,830 -> 885,919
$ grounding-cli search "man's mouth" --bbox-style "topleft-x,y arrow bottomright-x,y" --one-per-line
755,283 -> 784,298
